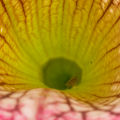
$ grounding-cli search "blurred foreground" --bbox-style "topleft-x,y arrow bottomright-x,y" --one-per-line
0,88 -> 120,120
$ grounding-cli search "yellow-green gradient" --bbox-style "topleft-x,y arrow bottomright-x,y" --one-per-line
0,0 -> 120,103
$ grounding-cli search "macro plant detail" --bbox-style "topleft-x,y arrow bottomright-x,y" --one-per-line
0,0 -> 120,120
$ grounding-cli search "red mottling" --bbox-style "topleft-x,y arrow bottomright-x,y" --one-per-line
0,89 -> 119,120
12,112 -> 27,120
0,110 -> 12,120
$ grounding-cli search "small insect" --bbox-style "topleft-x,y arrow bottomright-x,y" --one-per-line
66,77 -> 78,88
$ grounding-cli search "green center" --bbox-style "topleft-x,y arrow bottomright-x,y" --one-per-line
42,58 -> 82,90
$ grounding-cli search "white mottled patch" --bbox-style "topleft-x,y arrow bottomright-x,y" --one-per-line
101,0 -> 109,10
111,85 -> 119,91
0,27 -> 3,33
113,0 -> 120,5
103,0 -> 109,3
109,8 -> 114,14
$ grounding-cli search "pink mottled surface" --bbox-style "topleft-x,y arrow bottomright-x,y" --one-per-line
0,89 -> 120,120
